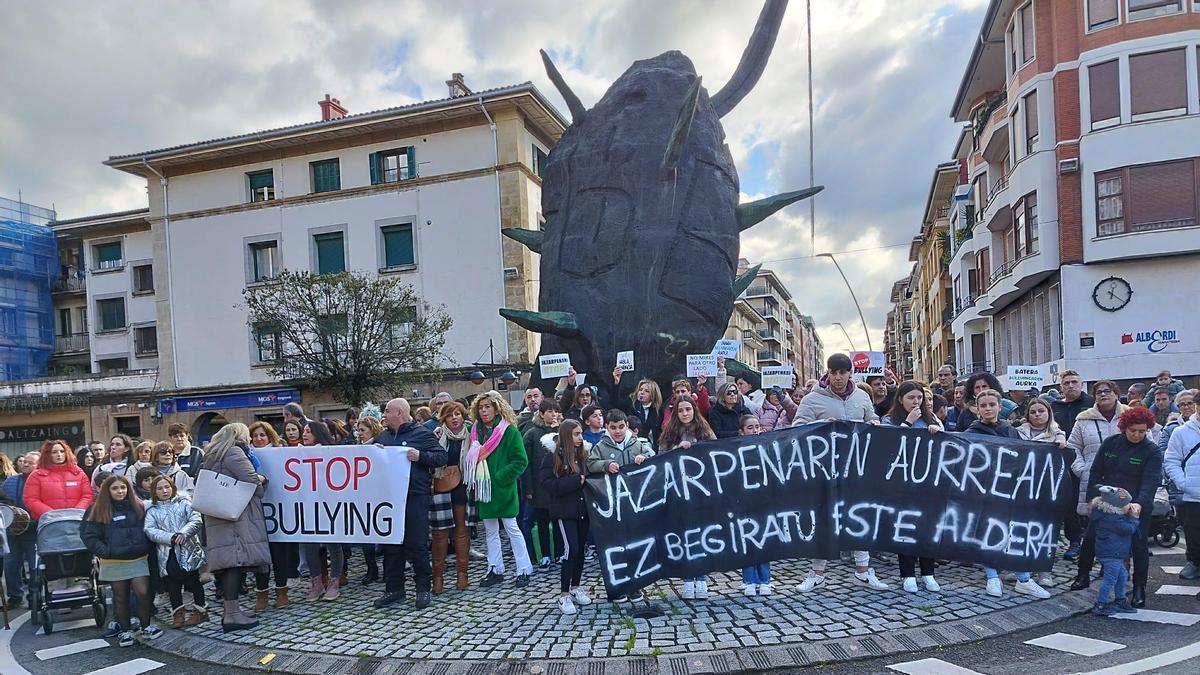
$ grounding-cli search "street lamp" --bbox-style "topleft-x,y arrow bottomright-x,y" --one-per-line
832,322 -> 856,352
816,253 -> 873,352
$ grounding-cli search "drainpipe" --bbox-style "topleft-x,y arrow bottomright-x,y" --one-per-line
141,160 -> 179,389
478,95 -> 513,368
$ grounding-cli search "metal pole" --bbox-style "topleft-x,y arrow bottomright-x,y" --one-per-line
806,0 -> 816,256
832,322 -> 856,352
817,253 -> 873,351
488,339 -> 497,390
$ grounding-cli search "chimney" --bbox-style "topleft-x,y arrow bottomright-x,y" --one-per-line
446,73 -> 472,98
318,94 -> 348,121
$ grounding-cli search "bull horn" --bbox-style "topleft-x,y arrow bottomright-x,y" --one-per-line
737,186 -> 824,231
734,264 -> 762,297
540,49 -> 587,123
661,76 -> 703,174
500,308 -> 581,337
501,228 -> 544,254
710,0 -> 789,118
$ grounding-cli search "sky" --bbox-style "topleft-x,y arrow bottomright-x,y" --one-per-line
0,0 -> 988,358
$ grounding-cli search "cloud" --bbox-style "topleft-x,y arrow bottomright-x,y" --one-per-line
1,0 -> 985,358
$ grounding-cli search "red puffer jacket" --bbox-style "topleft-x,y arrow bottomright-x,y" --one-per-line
25,464 -> 95,519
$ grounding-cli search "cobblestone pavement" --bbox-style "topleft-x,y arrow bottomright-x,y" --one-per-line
153,548 -> 1086,665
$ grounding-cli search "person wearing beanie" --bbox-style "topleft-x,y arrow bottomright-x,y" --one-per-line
1086,485 -> 1141,616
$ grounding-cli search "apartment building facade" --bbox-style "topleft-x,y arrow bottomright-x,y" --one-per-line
739,265 -> 823,383
885,277 -> 915,380
906,162 -> 960,382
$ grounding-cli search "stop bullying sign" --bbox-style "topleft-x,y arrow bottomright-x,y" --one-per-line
851,351 -> 886,377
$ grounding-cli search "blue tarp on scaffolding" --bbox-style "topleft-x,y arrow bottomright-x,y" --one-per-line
0,197 -> 58,381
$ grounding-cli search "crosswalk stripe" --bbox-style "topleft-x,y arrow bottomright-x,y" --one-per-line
35,639 -> 109,660
1160,566 -> 1184,574
1024,632 -> 1125,656
35,618 -> 99,636
1150,545 -> 1183,555
1079,638 -> 1200,674
887,658 -> 985,674
1111,608 -> 1200,625
1153,584 -> 1199,596
82,658 -> 165,675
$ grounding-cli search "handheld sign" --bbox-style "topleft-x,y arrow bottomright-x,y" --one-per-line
575,372 -> 588,387
539,353 -> 572,379
616,351 -> 635,372
761,365 -> 794,389
711,339 -> 740,359
1008,365 -> 1046,391
851,351 -> 886,378
686,354 -> 718,378
258,445 -> 412,544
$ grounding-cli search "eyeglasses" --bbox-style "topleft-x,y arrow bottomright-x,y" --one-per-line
1095,389 -> 1114,395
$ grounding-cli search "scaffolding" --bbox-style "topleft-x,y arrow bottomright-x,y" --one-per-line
0,196 -> 58,381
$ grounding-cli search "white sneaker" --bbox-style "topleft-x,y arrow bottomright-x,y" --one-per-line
796,573 -> 826,593
1014,579 -> 1051,599
902,577 -> 918,593
570,588 -> 592,606
986,577 -> 1003,597
922,575 -> 941,592
757,582 -> 773,596
558,595 -> 577,615
1036,572 -> 1056,587
680,581 -> 696,599
695,580 -> 709,599
854,568 -> 889,590
743,583 -> 758,597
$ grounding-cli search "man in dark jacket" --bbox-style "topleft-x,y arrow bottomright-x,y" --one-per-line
1051,369 -> 1094,559
373,398 -> 447,610
520,400 -> 562,566
3,452 -> 39,608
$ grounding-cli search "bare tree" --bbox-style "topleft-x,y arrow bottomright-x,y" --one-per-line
242,270 -> 452,406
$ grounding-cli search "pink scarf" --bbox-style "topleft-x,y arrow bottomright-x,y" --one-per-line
464,420 -> 509,503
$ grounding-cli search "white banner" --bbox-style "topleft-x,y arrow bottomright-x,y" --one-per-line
686,354 -> 718,377
1007,365 -> 1046,391
539,353 -> 572,379
258,445 -> 412,544
616,350 -> 635,372
710,339 -> 740,359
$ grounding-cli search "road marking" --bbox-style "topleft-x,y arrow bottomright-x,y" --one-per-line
1024,632 -> 1125,656
35,638 -> 109,660
887,658 -> 984,674
35,618 -> 98,636
82,659 -> 166,675
0,612 -> 33,675
1154,584 -> 1199,596
1150,545 -> 1183,555
1111,608 -> 1200,625
1161,566 -> 1184,574
1080,639 -> 1200,674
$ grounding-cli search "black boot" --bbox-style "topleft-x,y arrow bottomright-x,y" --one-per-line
1131,585 -> 1146,608
1069,575 -> 1090,591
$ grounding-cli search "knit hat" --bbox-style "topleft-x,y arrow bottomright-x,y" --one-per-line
1098,485 -> 1132,509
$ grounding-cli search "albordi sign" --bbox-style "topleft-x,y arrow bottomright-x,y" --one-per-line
257,445 -> 412,544
586,422 -> 1068,599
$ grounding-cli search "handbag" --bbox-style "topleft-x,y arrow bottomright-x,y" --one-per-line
191,468 -> 257,520
432,465 -> 462,493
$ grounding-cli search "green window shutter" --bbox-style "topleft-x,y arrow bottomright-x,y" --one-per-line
248,170 -> 273,190
314,232 -> 345,274
98,298 -> 125,330
96,242 -> 122,266
312,160 -> 340,192
369,152 -> 381,185
405,146 -> 416,179
381,224 -> 415,267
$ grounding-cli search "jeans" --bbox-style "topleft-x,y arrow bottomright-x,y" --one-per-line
301,543 -> 344,580
383,493 -> 432,594
984,568 -> 1030,582
1077,508 -> 1150,587
484,517 -> 533,576
742,563 -> 771,585
4,536 -> 36,600
558,518 -> 589,593
1097,558 -> 1128,604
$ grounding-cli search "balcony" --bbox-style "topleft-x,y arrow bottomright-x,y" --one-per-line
959,361 -> 991,378
52,275 -> 86,294
54,333 -> 89,354
989,259 -> 1018,288
758,329 -> 782,343
744,285 -> 769,298
979,173 -> 1009,223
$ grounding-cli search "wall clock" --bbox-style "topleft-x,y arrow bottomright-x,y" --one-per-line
1093,276 -> 1131,312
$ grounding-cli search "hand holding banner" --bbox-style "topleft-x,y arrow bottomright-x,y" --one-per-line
616,351 -> 635,372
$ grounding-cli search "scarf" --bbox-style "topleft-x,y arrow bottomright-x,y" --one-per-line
820,373 -> 857,401
463,420 -> 509,504
436,423 -> 472,475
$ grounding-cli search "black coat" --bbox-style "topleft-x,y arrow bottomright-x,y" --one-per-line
376,421 -> 448,496
606,379 -> 662,448
539,451 -> 588,521
1052,392 -> 1094,437
1086,433 -> 1163,509
80,499 -> 150,561
708,401 -> 750,439
521,420 -> 557,508
964,419 -> 1021,438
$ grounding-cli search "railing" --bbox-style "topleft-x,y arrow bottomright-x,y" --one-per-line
758,329 -> 781,342
935,205 -> 950,221
941,307 -> 953,323
756,350 -> 781,362
989,259 -> 1018,288
959,361 -> 991,378
953,294 -> 981,320
744,285 -> 769,297
54,333 -> 89,353
980,174 -> 1009,218
52,276 -> 86,293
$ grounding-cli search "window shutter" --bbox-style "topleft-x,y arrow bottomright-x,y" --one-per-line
369,153 -> 381,185
1024,92 -> 1038,143
382,224 -> 415,267
1088,60 -> 1120,124
1128,160 -> 1197,231
406,146 -> 416,179
248,170 -> 273,190
1130,49 -> 1187,115
1020,5 -> 1034,63
1087,0 -> 1118,27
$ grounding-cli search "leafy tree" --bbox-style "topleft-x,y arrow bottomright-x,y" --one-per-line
242,270 -> 452,406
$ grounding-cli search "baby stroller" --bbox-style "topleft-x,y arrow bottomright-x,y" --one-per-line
30,508 -> 107,634
1152,485 -> 1181,548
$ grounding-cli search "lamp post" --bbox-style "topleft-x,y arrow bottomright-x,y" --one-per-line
816,253 -> 873,352
469,339 -> 518,390
832,322 -> 856,352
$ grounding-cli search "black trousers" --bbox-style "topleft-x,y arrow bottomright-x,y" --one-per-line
255,541 -> 298,591
1062,472 -> 1083,544
384,492 -> 432,594
558,517 -> 589,593
1180,501 -> 1200,565
165,550 -> 206,610
898,555 -> 935,577
1077,507 -> 1151,587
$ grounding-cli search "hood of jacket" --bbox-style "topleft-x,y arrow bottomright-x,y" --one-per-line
813,376 -> 858,402
597,432 -> 640,452
541,434 -> 592,453
1089,495 -> 1127,515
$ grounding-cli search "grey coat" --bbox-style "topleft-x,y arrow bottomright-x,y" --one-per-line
202,444 -> 270,572
144,495 -> 206,576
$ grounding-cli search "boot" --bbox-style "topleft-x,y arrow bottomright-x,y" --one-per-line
274,587 -> 289,609
221,599 -> 258,633
453,505 -> 470,590
184,607 -> 209,626
255,590 -> 269,612
432,529 -> 449,594
306,576 -> 326,602
172,606 -> 187,628
1132,585 -> 1146,608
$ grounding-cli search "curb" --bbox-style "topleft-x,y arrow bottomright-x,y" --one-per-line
141,589 -> 1098,674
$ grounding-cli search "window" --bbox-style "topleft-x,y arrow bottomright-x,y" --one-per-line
252,322 -> 282,364
1048,283 -> 1062,359
1127,0 -> 1183,20
313,232 -> 345,275
98,357 -> 129,374
1088,0 -> 1120,29
977,247 -> 991,283
96,298 -> 126,332
1130,49 -> 1187,118
1013,204 -> 1026,259
94,241 -> 123,271
311,159 -> 341,193
1023,91 -> 1039,155
1096,158 -> 1199,237
0,308 -> 15,336
1025,192 -> 1039,254
115,416 -> 141,438
1096,171 -> 1126,236
387,306 -> 418,349
370,147 -> 415,184
1089,60 -> 1120,128
380,223 -> 415,269
134,326 -> 157,356
248,170 -> 275,202
532,145 -> 548,178
249,240 -> 279,282
58,308 -> 71,336
1018,3 -> 1035,65
132,264 -> 154,294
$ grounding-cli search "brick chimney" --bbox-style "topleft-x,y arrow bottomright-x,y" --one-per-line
446,73 -> 472,98
318,94 -> 348,121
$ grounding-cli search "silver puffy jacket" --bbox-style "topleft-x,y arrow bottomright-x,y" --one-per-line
143,495 -> 206,576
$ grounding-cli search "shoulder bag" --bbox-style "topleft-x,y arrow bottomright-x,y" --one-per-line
191,468 -> 257,520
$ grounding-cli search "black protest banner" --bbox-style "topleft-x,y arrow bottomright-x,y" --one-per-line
585,421 -> 1069,598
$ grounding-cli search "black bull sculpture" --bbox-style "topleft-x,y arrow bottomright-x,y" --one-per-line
501,0 -> 821,398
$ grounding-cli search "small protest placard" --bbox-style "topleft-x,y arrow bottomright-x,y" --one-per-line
616,351 -> 635,372
686,354 -> 718,378
711,339 -> 740,359
575,373 -> 588,387
1007,365 -> 1046,391
761,365 -> 794,389
539,353 -> 572,379
851,351 -> 886,377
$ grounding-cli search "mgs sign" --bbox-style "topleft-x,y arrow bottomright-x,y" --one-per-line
1120,330 -> 1181,353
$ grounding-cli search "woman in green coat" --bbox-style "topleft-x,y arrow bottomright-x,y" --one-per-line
465,390 -> 533,588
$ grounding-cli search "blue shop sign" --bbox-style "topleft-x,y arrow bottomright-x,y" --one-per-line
159,388 -> 300,415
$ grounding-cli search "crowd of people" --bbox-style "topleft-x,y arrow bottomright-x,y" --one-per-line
1,359 -> 1196,644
